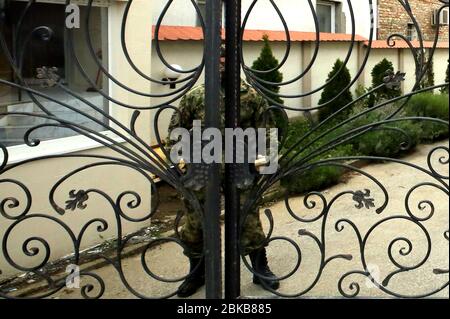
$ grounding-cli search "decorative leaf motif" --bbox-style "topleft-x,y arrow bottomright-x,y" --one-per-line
65,190 -> 89,211
36,66 -> 60,88
383,70 -> 406,89
352,189 -> 375,209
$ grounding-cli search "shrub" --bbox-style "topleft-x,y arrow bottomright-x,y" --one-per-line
281,116 -> 311,150
279,91 -> 448,195
280,117 -> 354,194
354,120 -> 421,158
318,59 -> 353,122
403,92 -> 449,141
355,84 -> 368,98
282,163 -> 345,194
368,58 -> 402,107
251,34 -> 284,105
281,146 -> 352,194
441,60 -> 449,94
422,52 -> 435,89
348,104 -> 421,158
353,84 -> 371,109
252,34 -> 286,130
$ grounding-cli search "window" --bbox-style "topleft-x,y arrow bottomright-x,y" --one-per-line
196,0 -> 206,27
0,1 -> 109,147
317,1 -> 336,33
432,8 -> 449,26
407,23 -> 417,41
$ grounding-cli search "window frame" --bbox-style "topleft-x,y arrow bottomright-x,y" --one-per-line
407,22 -> 417,41
2,0 -> 119,163
196,0 -> 206,27
317,1 -> 336,33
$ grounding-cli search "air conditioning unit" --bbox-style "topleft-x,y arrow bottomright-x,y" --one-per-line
431,8 -> 449,26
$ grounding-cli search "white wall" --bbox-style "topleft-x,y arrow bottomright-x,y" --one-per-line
434,49 -> 449,90
151,0 -> 377,39
149,40 -> 305,144
150,39 -> 448,143
309,41 -> 360,107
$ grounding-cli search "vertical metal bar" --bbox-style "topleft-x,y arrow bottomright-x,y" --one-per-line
204,0 -> 222,299
224,0 -> 241,300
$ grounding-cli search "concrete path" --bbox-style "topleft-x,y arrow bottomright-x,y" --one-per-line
51,141 -> 449,299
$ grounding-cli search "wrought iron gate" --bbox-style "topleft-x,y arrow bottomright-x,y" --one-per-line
0,0 -> 448,299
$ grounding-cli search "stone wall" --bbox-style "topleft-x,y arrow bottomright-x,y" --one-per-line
378,0 -> 449,41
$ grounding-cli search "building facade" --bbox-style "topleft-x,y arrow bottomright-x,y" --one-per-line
152,0 -> 377,39
377,0 -> 449,41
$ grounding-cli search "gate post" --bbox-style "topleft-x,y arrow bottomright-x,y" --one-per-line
224,0 -> 241,300
204,0 -> 223,299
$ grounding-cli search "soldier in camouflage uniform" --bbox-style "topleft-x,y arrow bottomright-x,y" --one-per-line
168,50 -> 280,298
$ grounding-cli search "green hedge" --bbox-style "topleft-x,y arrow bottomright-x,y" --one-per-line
280,93 -> 448,195
280,117 -> 354,194
280,149 -> 351,194
348,105 -> 421,158
403,93 -> 449,141
352,120 -> 421,158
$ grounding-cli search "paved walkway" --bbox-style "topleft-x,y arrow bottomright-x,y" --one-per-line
52,141 -> 449,299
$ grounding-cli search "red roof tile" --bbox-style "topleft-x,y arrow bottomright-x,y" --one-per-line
152,25 -> 367,42
152,26 -> 449,49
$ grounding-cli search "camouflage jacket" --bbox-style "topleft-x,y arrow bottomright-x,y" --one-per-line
168,80 -> 272,133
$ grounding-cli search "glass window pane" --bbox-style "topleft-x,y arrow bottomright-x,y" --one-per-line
196,0 -> 206,27
0,2 -> 109,147
317,4 -> 332,33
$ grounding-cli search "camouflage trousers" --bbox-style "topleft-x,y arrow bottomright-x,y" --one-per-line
180,189 -> 267,258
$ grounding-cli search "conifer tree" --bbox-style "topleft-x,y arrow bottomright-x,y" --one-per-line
368,58 -> 401,107
441,60 -> 449,94
251,34 -> 284,105
318,59 -> 353,121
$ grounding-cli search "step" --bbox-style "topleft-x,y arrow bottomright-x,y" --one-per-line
0,138 -> 25,147
0,121 -> 106,140
6,95 -> 106,114
5,115 -> 50,126
4,110 -> 105,126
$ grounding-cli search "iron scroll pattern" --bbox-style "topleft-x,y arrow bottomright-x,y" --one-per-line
0,0 -> 208,299
239,0 -> 449,298
0,0 -> 447,299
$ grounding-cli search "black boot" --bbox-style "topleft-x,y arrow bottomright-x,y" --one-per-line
249,248 -> 280,291
177,257 -> 205,298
